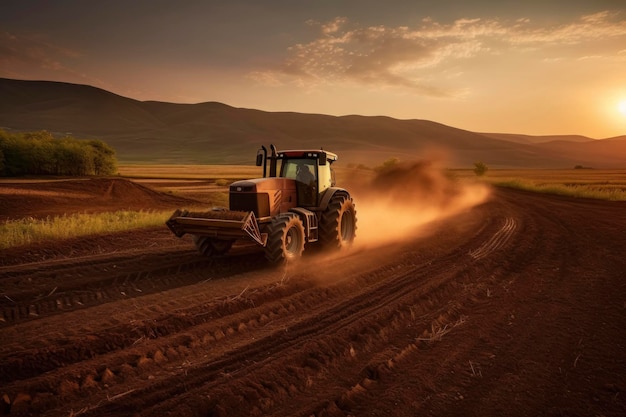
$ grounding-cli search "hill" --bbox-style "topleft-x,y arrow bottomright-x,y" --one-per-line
480,132 -> 593,145
1,78 -> 624,168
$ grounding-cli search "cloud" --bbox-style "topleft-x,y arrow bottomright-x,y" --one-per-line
251,11 -> 626,96
510,11 -> 626,44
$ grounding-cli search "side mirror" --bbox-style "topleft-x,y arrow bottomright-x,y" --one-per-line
318,152 -> 327,166
255,152 -> 263,167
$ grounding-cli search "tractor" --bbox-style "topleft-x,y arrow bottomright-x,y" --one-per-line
166,145 -> 357,263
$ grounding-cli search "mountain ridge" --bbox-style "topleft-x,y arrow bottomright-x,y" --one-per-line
1,78 -> 624,168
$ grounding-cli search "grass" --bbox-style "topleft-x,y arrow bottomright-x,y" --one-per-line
490,178 -> 626,200
450,169 -> 626,201
0,210 -> 173,250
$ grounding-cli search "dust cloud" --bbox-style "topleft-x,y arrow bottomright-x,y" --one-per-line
344,159 -> 491,248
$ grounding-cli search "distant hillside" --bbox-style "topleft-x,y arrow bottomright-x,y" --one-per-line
1,78 -> 624,168
481,132 -> 594,145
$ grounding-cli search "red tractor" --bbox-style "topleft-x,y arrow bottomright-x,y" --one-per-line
166,145 -> 357,263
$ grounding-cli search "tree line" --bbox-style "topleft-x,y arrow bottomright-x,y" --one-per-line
0,129 -> 118,176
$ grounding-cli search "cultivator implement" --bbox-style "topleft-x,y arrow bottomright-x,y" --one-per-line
166,209 -> 267,246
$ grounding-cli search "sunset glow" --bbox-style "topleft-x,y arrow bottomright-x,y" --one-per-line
1,0 -> 625,138
619,100 -> 626,117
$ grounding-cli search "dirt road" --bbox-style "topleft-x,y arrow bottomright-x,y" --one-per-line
1,179 -> 625,416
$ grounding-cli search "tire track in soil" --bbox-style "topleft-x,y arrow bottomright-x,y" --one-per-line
468,217 -> 517,260
1,199 -> 517,417
0,243 -> 266,326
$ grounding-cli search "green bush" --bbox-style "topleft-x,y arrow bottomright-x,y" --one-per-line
0,129 -> 118,176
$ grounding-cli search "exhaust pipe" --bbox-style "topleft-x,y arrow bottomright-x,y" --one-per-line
269,144 -> 278,177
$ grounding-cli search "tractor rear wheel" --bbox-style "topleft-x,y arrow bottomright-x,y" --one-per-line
193,236 -> 234,257
265,213 -> 305,263
319,194 -> 357,249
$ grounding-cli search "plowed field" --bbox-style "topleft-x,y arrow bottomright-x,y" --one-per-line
1,177 -> 624,417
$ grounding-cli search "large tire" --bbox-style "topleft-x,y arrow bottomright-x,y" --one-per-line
319,194 -> 357,249
265,213 -> 305,264
192,236 -> 234,257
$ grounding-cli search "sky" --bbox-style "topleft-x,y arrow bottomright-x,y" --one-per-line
1,0 -> 626,139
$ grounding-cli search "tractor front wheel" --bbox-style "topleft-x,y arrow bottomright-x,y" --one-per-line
265,214 -> 305,264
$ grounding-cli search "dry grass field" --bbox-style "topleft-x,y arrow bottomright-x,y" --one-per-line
120,164 -> 626,201
445,169 -> 626,201
458,168 -> 626,186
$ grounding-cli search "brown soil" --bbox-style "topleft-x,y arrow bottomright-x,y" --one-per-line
0,178 -> 624,417
0,178 -> 195,221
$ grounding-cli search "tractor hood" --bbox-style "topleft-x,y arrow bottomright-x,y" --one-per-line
229,177 -> 297,217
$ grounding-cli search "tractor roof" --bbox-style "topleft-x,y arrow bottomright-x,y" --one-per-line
278,149 -> 338,162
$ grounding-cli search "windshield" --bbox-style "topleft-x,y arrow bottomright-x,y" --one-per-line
281,158 -> 317,180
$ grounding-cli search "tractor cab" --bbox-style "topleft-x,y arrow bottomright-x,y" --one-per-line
256,145 -> 337,207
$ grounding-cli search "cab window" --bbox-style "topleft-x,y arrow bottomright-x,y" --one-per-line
281,158 -> 316,181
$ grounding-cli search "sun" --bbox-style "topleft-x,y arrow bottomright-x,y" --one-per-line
619,100 -> 626,117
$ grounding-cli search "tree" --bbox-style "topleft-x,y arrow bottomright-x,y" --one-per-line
0,128 -> 118,177
56,139 -> 92,175
473,161 -> 489,177
0,135 -> 29,175
88,140 -> 117,175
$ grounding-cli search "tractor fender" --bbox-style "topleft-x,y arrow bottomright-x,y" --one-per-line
318,187 -> 350,211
